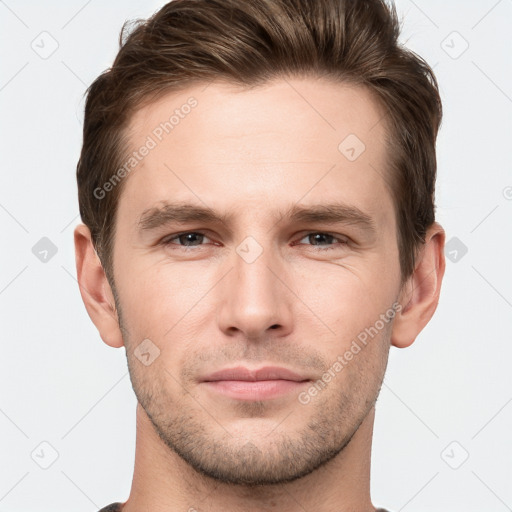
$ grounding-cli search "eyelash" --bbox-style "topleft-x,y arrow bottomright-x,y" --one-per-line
160,231 -> 349,251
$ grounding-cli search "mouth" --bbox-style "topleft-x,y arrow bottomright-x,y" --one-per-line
200,366 -> 311,401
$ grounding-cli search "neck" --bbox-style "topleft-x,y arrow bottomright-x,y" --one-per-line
121,403 -> 377,512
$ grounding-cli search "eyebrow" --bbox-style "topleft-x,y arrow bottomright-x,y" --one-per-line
138,201 -> 377,236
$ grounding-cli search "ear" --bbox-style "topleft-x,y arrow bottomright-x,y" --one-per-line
74,223 -> 124,348
391,222 -> 446,348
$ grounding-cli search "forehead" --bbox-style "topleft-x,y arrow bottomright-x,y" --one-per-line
119,77 -> 393,226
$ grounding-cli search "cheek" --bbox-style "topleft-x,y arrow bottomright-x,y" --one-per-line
295,263 -> 397,338
114,268 -> 173,347
117,261 -> 218,361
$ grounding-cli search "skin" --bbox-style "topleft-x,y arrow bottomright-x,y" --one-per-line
74,77 -> 445,512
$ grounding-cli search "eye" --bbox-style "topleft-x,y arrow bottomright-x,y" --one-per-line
159,231 -> 349,252
295,232 -> 349,250
161,231 -> 212,249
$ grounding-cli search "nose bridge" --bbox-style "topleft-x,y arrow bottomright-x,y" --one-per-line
217,232 -> 292,339
235,235 -> 278,299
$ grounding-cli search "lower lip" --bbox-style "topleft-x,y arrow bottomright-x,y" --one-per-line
203,380 -> 308,400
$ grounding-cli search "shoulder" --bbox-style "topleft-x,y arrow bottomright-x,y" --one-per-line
97,503 -> 123,512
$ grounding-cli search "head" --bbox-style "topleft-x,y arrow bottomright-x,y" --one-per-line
75,0 -> 445,486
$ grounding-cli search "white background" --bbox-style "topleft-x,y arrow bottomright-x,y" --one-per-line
0,1 -> 511,511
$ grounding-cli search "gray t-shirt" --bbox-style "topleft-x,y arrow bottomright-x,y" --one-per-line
98,505 -> 122,512
98,504 -> 392,511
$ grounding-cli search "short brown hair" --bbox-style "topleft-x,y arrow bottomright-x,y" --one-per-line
76,0 -> 442,287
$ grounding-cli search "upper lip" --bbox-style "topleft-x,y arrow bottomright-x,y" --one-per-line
202,366 -> 310,382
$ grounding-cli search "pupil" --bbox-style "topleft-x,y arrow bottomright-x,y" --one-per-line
312,233 -> 331,245
182,233 -> 202,246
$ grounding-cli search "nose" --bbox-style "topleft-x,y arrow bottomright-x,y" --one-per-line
216,242 -> 294,342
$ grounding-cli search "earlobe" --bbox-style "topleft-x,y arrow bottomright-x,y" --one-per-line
391,222 -> 446,349
74,223 -> 125,348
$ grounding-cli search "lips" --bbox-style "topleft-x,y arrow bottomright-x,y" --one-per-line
202,366 -> 310,383
200,366 -> 311,401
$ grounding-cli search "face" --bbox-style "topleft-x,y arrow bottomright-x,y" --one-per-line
111,77 -> 403,485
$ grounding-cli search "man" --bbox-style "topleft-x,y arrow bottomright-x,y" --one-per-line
74,0 -> 445,510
